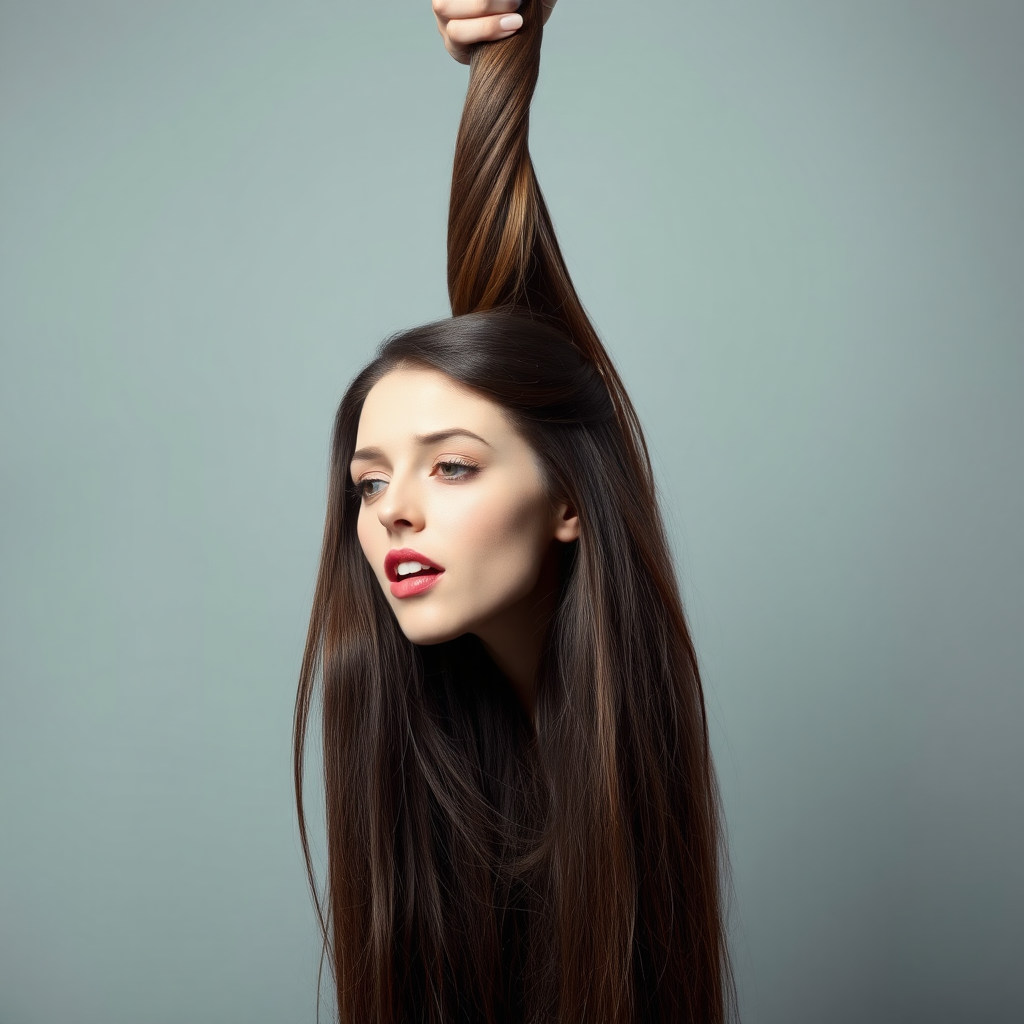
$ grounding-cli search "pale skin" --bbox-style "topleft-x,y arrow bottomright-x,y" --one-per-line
434,0 -> 559,64
351,366 -> 579,716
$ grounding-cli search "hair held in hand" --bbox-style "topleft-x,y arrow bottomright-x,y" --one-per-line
294,2 -> 735,1021
447,0 -> 653,490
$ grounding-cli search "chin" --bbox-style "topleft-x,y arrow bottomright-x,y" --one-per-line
393,613 -> 466,648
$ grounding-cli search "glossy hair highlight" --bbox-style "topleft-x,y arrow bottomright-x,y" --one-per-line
295,3 -> 734,1021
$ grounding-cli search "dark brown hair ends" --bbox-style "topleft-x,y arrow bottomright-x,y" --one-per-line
294,2 -> 735,1021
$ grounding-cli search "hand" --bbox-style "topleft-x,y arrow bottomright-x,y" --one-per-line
433,0 -> 558,65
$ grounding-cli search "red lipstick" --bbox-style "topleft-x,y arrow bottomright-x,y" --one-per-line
385,547 -> 445,599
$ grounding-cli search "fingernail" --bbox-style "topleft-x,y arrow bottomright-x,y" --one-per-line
499,13 -> 523,30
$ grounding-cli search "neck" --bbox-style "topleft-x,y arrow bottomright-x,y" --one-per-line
474,543 -> 562,721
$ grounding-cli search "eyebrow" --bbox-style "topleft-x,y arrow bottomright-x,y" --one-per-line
350,428 -> 492,465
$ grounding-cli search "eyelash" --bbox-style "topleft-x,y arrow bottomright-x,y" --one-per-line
356,458 -> 480,500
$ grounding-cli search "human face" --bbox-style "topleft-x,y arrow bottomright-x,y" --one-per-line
350,365 -> 579,655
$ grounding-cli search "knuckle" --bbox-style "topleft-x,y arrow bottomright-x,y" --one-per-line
446,20 -> 470,43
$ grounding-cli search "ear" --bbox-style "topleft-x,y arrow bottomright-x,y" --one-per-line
552,499 -> 580,544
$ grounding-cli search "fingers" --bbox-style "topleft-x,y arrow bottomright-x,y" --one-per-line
446,12 -> 523,46
434,0 -> 520,17
434,0 -> 526,65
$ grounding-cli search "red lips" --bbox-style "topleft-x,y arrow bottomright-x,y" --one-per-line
384,548 -> 445,583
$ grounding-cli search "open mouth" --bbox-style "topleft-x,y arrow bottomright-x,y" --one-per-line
385,549 -> 446,583
395,563 -> 441,581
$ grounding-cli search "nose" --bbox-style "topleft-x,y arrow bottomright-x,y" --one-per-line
375,470 -> 425,534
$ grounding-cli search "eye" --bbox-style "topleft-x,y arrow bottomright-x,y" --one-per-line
434,458 -> 479,481
357,477 -> 387,499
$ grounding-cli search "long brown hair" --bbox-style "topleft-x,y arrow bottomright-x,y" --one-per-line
294,2 -> 734,1021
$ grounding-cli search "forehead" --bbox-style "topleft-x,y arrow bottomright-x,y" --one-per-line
355,365 -> 511,446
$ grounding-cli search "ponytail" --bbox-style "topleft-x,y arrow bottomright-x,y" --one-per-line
448,0 -> 654,493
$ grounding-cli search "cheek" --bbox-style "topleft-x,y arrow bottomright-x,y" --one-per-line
448,486 -> 551,593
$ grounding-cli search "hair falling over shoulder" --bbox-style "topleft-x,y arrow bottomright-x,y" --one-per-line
294,2 -> 736,1021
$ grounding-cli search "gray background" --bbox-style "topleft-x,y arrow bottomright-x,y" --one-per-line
1,2 -> 1021,1022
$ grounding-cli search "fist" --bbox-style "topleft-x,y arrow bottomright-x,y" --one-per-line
433,0 -> 558,64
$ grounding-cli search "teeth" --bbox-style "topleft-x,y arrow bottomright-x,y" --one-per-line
396,560 -> 429,576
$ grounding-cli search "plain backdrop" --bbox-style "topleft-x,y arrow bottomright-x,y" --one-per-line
1,2 -> 1021,1022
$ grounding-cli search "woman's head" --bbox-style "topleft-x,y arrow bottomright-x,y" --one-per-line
349,322 -> 589,700
336,308 -> 625,693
